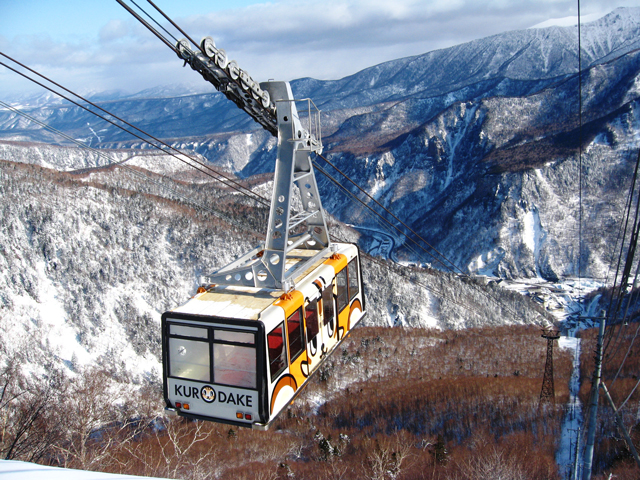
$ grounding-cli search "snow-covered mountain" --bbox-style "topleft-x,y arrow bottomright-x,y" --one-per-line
2,8 -> 639,283
2,8 -> 640,380
0,149 -> 547,387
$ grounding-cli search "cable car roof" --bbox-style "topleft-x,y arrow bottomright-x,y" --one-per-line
169,245 -> 355,321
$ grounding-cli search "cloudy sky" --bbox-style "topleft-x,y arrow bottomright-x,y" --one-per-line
2,0 -> 640,99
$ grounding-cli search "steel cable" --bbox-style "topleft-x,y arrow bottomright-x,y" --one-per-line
0,53 -> 270,208
0,100 -> 257,232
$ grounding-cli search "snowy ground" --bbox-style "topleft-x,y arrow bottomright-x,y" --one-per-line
498,277 -> 604,324
0,460 -> 169,480
556,335 -> 583,480
475,276 -> 602,479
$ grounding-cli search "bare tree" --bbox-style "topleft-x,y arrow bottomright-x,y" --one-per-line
54,367 -> 147,471
364,432 -> 413,480
454,447 -> 528,480
0,355 -> 64,463
125,417 -> 219,480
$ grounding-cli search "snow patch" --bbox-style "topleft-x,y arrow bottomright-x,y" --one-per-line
530,13 -> 605,29
0,460 -> 171,480
556,335 -> 583,477
523,210 -> 536,253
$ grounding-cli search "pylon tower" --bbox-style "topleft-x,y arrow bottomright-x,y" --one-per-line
539,329 -> 561,407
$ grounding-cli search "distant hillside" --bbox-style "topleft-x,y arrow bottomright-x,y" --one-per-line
2,8 -> 639,282
0,152 -> 549,384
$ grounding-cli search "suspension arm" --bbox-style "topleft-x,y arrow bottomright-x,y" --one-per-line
176,38 -> 278,136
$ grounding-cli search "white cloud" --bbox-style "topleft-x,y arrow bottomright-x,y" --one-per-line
99,20 -> 131,43
2,0 -> 640,98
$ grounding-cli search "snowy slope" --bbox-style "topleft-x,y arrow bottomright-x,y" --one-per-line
2,9 -> 638,282
0,460 -> 169,480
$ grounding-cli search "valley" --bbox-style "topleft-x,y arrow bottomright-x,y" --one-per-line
1,6 -> 640,479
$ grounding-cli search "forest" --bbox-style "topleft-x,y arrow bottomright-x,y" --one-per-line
6,322 -> 631,480
2,149 -> 640,479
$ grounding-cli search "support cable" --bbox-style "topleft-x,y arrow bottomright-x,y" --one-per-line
5,1 -> 547,328
130,0 -> 181,45
604,150 -> 640,323
114,0 -> 178,53
119,0 -> 507,304
603,155 -> 640,360
0,53 -> 270,208
0,100 -> 256,232
314,159 -> 444,271
314,159 -> 532,324
312,160 -> 453,272
144,0 -> 204,57
578,0 -> 583,292
316,153 -> 462,274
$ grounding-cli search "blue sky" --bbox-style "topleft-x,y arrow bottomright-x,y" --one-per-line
2,0 -> 640,99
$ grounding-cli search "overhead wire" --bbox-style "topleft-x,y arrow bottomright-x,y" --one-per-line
144,0 -> 203,55
603,150 -> 640,361
126,0 -> 470,278
316,153 -> 462,274
0,99 -> 257,232
2,0 -> 545,328
313,159 -> 452,271
601,148 -> 640,290
122,0 -> 545,326
0,52 -> 270,208
113,0 -> 178,53
2,74 -> 482,317
313,157 -> 534,324
118,0 -> 478,280
2,69 -> 491,320
130,0 -> 181,45
110,0 -> 639,464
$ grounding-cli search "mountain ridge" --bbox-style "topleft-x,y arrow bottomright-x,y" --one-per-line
3,8 -> 640,285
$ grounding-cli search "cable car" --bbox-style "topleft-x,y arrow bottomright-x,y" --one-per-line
162,244 -> 365,429
158,40 -> 367,428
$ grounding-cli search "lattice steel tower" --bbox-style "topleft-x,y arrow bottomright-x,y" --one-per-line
539,329 -> 561,406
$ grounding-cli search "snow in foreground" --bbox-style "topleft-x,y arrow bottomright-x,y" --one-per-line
0,460 -> 169,480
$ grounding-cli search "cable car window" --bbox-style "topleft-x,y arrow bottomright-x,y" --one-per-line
322,285 -> 334,326
305,299 -> 319,340
170,324 -> 208,339
214,330 -> 255,344
267,323 -> 287,382
213,343 -> 256,388
348,258 -> 359,301
336,268 -> 348,313
169,338 -> 210,382
287,308 -> 305,362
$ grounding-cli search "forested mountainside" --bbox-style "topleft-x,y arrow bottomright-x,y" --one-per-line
0,151 -> 549,381
2,8 -> 640,480
0,325 -> 575,479
2,9 -> 640,282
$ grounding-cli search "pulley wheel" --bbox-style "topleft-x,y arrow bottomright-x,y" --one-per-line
227,60 -> 240,80
201,36 -> 217,59
215,49 -> 228,69
261,90 -> 271,109
177,39 -> 191,60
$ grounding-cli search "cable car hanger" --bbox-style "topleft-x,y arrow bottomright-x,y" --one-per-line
117,0 -> 332,291
180,37 -> 331,291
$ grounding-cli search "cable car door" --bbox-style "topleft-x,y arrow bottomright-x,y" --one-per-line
320,283 -> 338,356
302,297 -> 321,375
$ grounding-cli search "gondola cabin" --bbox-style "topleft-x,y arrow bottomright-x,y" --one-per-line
162,243 -> 365,429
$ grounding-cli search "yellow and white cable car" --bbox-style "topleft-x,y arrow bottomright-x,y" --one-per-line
162,244 -> 365,429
